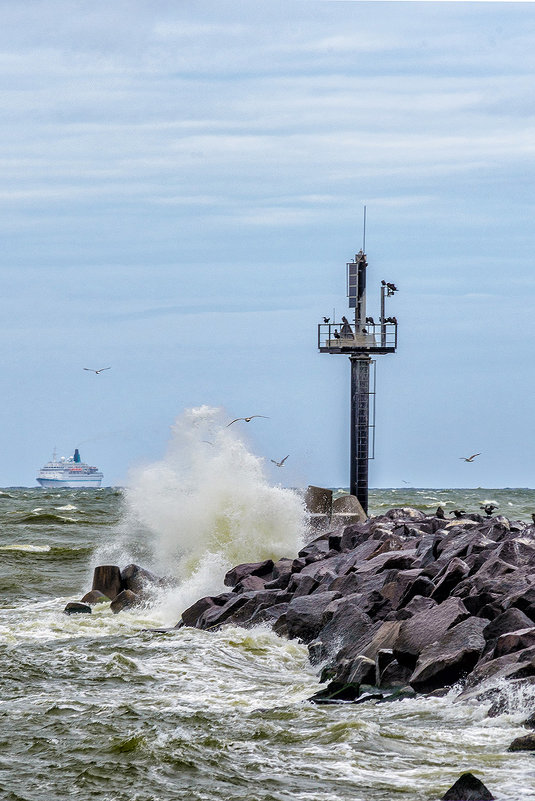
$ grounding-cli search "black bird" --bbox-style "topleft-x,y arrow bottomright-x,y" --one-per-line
271,455 -> 289,467
366,316 -> 375,325
333,330 -> 341,339
480,504 -> 497,517
381,280 -> 386,286
450,509 -> 466,519
227,415 -> 270,427
531,513 -> 535,525
341,316 -> 349,324
436,506 -> 446,519
323,317 -> 330,323
386,283 -> 398,291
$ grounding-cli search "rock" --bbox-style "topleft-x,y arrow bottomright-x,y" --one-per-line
331,493 -> 367,526
481,608 -> 533,653
431,557 -> 470,603
110,589 -> 141,614
80,590 -> 110,605
180,594 -> 234,627
308,681 -> 360,704
507,732 -> 535,752
121,563 -> 161,596
393,597 -> 470,668
285,591 -> 341,642
441,772 -> 494,800
223,560 -> 274,588
232,574 -> 268,593
304,485 -> 332,515
523,710 -> 535,728
494,627 -> 535,658
64,601 -> 92,615
92,564 -> 122,600
346,655 -> 376,685
409,617 -> 487,693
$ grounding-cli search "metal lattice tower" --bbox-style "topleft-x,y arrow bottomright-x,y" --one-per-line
317,243 -> 398,514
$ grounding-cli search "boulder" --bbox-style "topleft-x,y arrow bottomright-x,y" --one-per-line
393,597 -> 470,668
494,627 -> 535,658
481,608 -> 534,653
507,732 -> 535,752
92,564 -> 122,600
441,772 -> 494,800
64,601 -> 92,615
80,590 -> 110,605
110,589 -> 142,614
121,563 -> 161,596
224,560 -> 274,588
410,617 -> 487,693
181,594 -> 234,627
285,591 -> 341,642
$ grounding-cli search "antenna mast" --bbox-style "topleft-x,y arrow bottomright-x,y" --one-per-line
317,216 -> 398,514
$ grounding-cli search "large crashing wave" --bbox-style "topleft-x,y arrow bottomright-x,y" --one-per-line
96,406 -> 307,623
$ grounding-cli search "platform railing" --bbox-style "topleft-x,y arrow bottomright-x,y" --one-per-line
317,321 -> 397,353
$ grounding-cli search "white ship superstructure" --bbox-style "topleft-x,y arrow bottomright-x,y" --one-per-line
36,449 -> 103,488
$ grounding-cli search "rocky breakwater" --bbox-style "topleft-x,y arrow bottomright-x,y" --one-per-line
180,506 -> 535,707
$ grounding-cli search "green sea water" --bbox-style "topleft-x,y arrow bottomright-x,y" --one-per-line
1,485 -> 535,800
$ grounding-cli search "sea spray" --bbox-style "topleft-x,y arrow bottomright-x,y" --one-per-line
94,406 -> 307,620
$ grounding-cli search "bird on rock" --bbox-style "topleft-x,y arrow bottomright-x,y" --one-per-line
480,504 -> 498,517
450,509 -> 466,519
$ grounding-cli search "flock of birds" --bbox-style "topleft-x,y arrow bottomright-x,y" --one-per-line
82,368 -> 483,475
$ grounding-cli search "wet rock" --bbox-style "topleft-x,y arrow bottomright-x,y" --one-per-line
180,594 -> 234,627
441,772 -> 494,800
494,627 -> 535,658
308,681 -> 360,704
393,597 -> 470,668
481,608 -> 534,653
64,601 -> 92,615
409,617 -> 487,693
507,732 -> 535,751
286,591 -> 341,643
92,564 -> 122,600
346,655 -> 376,685
232,574 -> 268,593
80,590 -> 110,605
522,710 -> 535,728
121,563 -> 161,596
110,589 -> 142,614
224,560 -> 274,588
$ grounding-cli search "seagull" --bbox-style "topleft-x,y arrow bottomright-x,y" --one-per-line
83,367 -> 111,374
460,453 -> 481,462
226,415 -> 270,427
271,455 -> 289,467
323,317 -> 330,323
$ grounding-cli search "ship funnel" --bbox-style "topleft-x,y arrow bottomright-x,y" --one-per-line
73,449 -> 81,463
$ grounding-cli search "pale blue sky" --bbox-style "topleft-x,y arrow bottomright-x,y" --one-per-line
1,0 -> 534,488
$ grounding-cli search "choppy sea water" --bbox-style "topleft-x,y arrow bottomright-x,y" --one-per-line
2,485 -> 535,801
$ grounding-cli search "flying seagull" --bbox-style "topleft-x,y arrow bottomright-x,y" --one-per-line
83,367 -> 111,374
226,415 -> 270,427
271,455 -> 289,467
460,453 -> 481,462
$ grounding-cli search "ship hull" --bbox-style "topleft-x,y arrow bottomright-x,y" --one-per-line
36,477 -> 103,489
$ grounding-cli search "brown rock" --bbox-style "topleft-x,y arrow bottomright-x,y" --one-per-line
92,565 -> 122,600
110,589 -> 141,614
409,617 -> 487,692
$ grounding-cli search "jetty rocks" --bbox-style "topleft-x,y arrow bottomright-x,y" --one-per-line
181,505 -> 535,701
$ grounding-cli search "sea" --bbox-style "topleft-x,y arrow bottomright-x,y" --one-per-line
2,413 -> 535,800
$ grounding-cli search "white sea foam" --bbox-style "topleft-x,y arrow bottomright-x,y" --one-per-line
95,406 -> 307,623
0,543 -> 51,552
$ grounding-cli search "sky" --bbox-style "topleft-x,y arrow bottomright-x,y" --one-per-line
1,0 -> 535,489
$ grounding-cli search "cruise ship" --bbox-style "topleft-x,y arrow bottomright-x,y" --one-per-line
36,448 -> 103,488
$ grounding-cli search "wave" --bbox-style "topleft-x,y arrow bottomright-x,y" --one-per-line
15,513 -> 78,525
